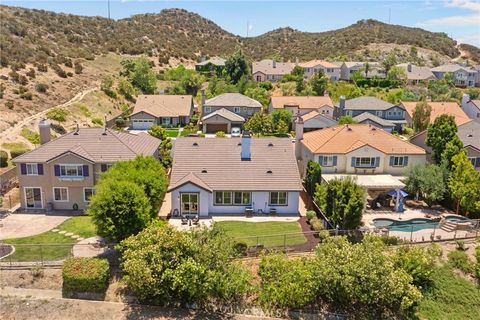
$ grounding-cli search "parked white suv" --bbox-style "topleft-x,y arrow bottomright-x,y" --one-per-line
231,127 -> 241,137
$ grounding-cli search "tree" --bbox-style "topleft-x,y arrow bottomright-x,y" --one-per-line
338,115 -> 357,125
295,78 -> 305,94
426,114 -> 458,163
387,66 -> 408,86
101,156 -> 168,215
448,152 -> 480,215
405,164 -> 446,206
121,57 -> 157,94
244,87 -> 269,107
276,119 -> 288,134
314,177 -> 364,229
88,179 -> 152,241
181,72 -> 204,96
412,100 -> 431,132
148,125 -> 173,168
382,52 -> 397,74
364,62 -> 370,78
440,135 -> 464,171
101,76 -> 116,98
309,70 -> 328,96
244,112 -> 272,135
271,109 -> 292,132
224,46 -> 249,84
119,223 -> 251,306
118,79 -> 136,100
305,161 -> 322,196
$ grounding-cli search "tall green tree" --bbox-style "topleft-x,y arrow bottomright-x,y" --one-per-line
412,100 -> 431,132
382,52 -> 397,74
88,180 -> 152,241
426,114 -> 457,163
244,112 -> 272,135
309,70 -> 328,96
305,161 -> 322,196
405,164 -> 446,206
314,177 -> 364,229
448,152 -> 480,215
121,57 -> 157,94
271,109 -> 292,132
148,125 -> 173,168
440,135 -> 464,171
244,87 -> 269,106
224,47 -> 249,84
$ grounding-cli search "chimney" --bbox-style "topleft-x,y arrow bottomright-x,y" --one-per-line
339,96 -> 346,116
241,131 -> 252,161
73,122 -> 79,135
407,64 -> 412,72
295,115 -> 304,160
201,90 -> 206,110
38,119 -> 51,145
461,93 -> 470,109
272,60 -> 276,68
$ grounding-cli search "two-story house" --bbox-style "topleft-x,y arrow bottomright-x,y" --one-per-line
431,64 -> 478,87
201,93 -> 262,133
129,95 -> 194,130
461,93 -> 480,122
338,96 -> 407,132
269,95 -> 335,118
13,120 -> 160,211
296,124 -> 426,176
299,60 -> 341,81
252,60 -> 294,82
168,132 -> 302,216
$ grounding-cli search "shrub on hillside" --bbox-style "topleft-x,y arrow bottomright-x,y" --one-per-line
35,83 -> 49,93
10,149 -> 30,159
394,246 -> 436,287
74,61 -> 83,74
37,64 -> 48,72
46,108 -> 69,122
0,151 -> 8,167
447,250 -> 474,273
62,257 -> 109,293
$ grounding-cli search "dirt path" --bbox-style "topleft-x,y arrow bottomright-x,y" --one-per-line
0,87 -> 98,143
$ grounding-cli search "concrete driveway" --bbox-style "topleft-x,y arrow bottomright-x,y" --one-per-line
0,213 -> 72,240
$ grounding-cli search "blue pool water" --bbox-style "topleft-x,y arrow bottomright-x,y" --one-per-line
373,215 -> 470,232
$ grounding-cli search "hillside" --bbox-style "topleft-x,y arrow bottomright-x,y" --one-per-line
1,5 -> 476,67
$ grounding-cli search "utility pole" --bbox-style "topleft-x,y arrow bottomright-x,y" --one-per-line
108,0 -> 111,20
246,21 -> 249,37
388,8 -> 391,24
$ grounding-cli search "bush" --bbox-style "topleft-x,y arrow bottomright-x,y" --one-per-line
381,236 -> 400,245
46,108 -> 69,122
447,250 -> 474,273
35,83 -> 49,93
310,217 -> 324,232
114,117 -> 126,128
74,62 -> 83,74
20,91 -> 33,100
91,117 -> 103,126
6,100 -> 14,110
233,241 -> 248,256
51,64 -> 67,78
37,64 -> 48,72
0,150 -> 8,167
394,246 -> 436,287
306,210 -> 316,221
62,257 -> 109,293
10,149 -> 29,159
26,68 -> 35,78
455,240 -> 466,251
215,131 -> 225,137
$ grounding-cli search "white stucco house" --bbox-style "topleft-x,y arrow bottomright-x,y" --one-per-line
168,133 -> 302,217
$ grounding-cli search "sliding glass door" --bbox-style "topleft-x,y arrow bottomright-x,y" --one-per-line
181,193 -> 199,215
25,187 -> 42,209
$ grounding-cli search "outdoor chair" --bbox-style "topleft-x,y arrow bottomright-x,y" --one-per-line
245,207 -> 253,217
192,215 -> 200,224
269,208 -> 277,216
180,215 -> 188,225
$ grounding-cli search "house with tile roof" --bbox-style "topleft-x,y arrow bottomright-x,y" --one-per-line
168,132 -> 302,216
269,95 -> 335,118
353,112 -> 396,132
461,93 -> 480,122
338,96 -> 407,131
299,60 -> 341,81
201,93 -> 262,133
396,63 -> 436,84
252,59 -> 294,82
13,120 -> 161,211
129,95 -> 194,130
299,110 -> 338,132
296,124 -> 426,176
431,64 -> 478,87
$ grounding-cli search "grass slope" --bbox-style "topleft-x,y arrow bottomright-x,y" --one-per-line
57,216 -> 97,238
216,221 -> 306,247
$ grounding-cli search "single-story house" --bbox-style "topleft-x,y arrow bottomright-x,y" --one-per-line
195,57 -> 226,74
13,120 -> 160,211
295,123 -> 426,177
353,112 -> 396,132
401,101 -> 471,129
168,132 -> 302,216
396,63 -> 436,84
300,110 -> 338,132
269,96 -> 335,118
252,60 -> 294,82
129,95 -> 193,130
201,93 -> 262,133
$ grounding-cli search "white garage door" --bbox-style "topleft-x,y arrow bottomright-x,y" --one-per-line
132,119 -> 155,130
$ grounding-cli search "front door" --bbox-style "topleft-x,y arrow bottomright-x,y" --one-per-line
181,193 -> 199,215
25,187 -> 42,209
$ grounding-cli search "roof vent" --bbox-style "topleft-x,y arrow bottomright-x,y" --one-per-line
237,142 -> 242,146
266,170 -> 273,174
371,127 -> 376,131
193,142 -> 199,147
201,169 -> 207,173
467,134 -> 473,137
268,142 -> 274,147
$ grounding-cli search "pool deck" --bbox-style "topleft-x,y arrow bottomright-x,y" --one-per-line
363,209 -> 472,242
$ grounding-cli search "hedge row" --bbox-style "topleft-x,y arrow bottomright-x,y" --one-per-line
62,257 -> 110,293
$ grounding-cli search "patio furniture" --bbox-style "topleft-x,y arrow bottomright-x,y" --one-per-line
181,215 -> 188,225
269,208 -> 277,216
245,207 -> 254,217
192,215 -> 200,224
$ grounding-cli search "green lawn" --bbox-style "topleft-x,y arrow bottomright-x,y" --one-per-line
165,129 -> 180,138
56,216 -> 97,238
2,216 -> 97,262
414,266 -> 480,320
216,221 -> 307,247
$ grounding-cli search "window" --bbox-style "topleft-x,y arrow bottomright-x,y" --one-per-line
26,163 -> 38,175
477,113 -> 480,118
256,75 -> 262,82
469,157 -> 476,166
355,157 -> 376,168
319,155 -> 336,167
327,68 -> 333,73
162,117 -> 171,125
53,187 -> 68,202
270,192 -> 287,206
247,108 -> 253,115
84,188 -> 95,202
233,107 -> 241,113
215,191 -> 232,205
205,106 -> 211,113
60,165 -> 83,177
233,192 -> 251,205
391,156 -> 408,167
181,193 -> 198,214
376,111 -> 383,117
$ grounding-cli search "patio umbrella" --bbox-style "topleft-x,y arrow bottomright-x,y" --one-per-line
386,189 -> 408,198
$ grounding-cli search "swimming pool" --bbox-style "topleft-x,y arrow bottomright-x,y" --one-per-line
372,215 -> 470,232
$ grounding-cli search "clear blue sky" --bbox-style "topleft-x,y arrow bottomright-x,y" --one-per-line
3,0 -> 480,46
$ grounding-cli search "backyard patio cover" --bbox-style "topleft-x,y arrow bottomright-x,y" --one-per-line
322,174 -> 406,189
